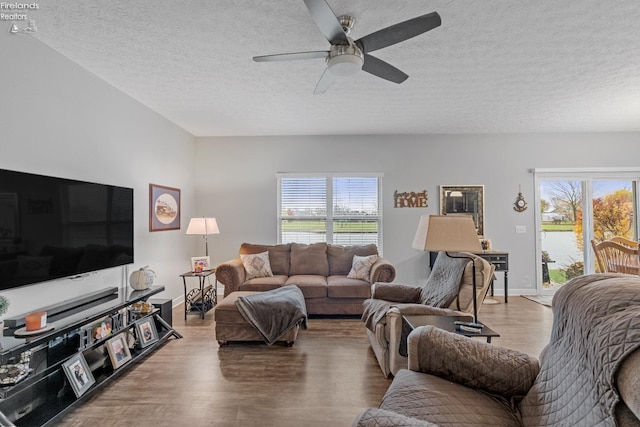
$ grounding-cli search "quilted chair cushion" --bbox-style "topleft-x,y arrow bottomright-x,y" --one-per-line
408,326 -> 539,398
353,408 -> 438,427
376,370 -> 522,427
519,273 -> 640,427
420,252 -> 468,306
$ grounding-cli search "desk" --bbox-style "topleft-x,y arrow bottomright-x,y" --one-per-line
180,270 -> 217,320
429,250 -> 510,303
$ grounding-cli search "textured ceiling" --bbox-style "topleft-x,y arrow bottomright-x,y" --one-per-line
25,1 -> 640,136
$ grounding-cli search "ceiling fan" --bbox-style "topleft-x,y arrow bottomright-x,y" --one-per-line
253,0 -> 441,94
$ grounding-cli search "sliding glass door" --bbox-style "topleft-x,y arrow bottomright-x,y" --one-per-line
535,169 -> 640,293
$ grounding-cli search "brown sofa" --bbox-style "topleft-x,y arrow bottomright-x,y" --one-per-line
215,242 -> 396,315
353,273 -> 640,427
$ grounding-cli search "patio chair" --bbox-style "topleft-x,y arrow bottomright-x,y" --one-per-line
591,239 -> 640,275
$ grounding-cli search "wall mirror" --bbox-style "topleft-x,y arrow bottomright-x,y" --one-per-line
440,185 -> 485,237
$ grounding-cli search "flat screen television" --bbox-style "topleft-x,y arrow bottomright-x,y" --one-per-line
0,168 -> 134,290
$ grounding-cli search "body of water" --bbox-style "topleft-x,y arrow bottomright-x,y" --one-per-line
541,231 -> 583,268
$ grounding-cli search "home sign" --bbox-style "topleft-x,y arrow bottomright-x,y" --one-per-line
394,190 -> 428,208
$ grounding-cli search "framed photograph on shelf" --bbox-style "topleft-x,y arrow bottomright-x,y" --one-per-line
62,353 -> 95,398
135,317 -> 159,348
149,184 -> 181,232
105,333 -> 132,369
191,256 -> 211,272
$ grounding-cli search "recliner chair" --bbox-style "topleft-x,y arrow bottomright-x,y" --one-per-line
362,252 -> 495,377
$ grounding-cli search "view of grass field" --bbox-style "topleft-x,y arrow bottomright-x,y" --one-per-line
281,220 -> 378,233
541,222 -> 574,232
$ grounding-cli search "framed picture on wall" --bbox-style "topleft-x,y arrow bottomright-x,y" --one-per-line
440,185 -> 485,237
149,184 -> 181,232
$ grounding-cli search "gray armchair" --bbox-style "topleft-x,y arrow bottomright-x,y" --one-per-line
354,273 -> 640,427
362,252 -> 495,377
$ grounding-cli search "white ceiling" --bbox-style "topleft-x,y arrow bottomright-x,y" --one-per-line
27,1 -> 640,137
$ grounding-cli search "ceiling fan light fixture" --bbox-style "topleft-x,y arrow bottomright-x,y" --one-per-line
327,54 -> 363,76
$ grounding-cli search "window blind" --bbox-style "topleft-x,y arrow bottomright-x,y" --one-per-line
277,174 -> 383,251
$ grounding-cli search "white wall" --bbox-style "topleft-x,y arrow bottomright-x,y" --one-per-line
0,34 -> 197,317
195,134 -> 640,294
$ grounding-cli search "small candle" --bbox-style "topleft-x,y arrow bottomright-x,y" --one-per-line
25,311 -> 47,331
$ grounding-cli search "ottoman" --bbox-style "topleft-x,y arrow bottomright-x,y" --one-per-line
214,291 -> 301,346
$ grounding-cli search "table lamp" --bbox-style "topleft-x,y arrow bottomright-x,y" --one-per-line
186,217 -> 220,257
412,215 -> 484,328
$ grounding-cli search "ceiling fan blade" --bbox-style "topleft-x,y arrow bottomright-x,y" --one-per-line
253,51 -> 329,62
356,12 -> 441,53
303,0 -> 349,45
362,54 -> 408,84
314,68 -> 333,94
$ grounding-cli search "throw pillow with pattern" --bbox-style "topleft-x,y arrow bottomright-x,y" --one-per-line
240,251 -> 274,280
347,254 -> 378,281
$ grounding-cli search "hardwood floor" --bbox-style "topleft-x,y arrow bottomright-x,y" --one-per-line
55,296 -> 553,427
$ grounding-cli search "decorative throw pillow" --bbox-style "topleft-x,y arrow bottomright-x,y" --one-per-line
240,251 -> 273,280
347,254 -> 378,281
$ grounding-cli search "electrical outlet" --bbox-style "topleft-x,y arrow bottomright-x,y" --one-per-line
515,225 -> 527,233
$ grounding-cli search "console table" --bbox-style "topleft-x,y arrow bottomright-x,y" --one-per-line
0,286 -> 181,426
429,250 -> 510,303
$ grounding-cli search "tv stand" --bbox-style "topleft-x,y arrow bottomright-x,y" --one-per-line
0,286 -> 180,426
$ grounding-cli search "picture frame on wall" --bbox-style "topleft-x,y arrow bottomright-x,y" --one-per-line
440,185 -> 485,237
135,318 -> 159,348
191,256 -> 211,272
105,333 -> 132,369
62,353 -> 95,398
149,184 -> 181,232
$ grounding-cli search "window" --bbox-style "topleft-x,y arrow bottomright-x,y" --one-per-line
277,173 -> 383,251
535,168 -> 640,292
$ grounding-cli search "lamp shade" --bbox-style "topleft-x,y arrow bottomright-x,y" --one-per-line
186,217 -> 220,235
412,215 -> 482,252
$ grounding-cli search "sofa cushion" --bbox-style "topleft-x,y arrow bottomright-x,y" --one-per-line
289,243 -> 329,276
285,275 -> 327,299
327,276 -> 372,299
240,243 -> 290,276
347,254 -> 378,281
239,275 -> 288,293
328,244 -> 379,276
240,251 -> 273,280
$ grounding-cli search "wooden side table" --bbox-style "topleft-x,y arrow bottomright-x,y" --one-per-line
180,270 -> 217,320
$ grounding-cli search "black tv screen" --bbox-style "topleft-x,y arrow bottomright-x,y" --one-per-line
0,168 -> 134,290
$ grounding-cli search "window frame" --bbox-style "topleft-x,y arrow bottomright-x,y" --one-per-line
276,172 -> 383,252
